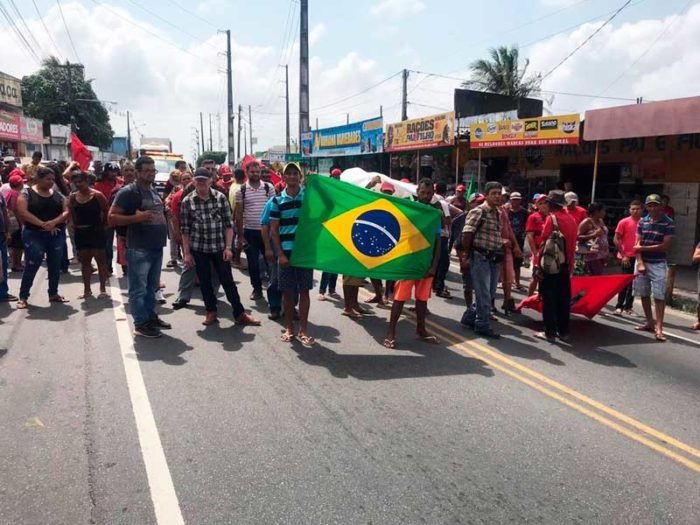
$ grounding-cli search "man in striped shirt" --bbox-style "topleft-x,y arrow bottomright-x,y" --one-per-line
270,162 -> 314,346
234,161 -> 274,300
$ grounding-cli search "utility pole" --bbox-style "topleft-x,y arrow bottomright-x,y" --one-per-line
346,113 -> 350,125
216,112 -> 223,150
237,104 -> 242,160
248,104 -> 253,155
243,127 -> 247,156
380,105 -> 383,118
56,61 -> 84,133
299,0 -> 310,145
209,113 -> 213,151
401,68 -> 408,121
200,112 -> 205,155
225,29 -> 235,163
285,64 -> 290,154
126,110 -> 132,160
315,117 -> 318,130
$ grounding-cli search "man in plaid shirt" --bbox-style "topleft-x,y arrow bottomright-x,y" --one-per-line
180,168 -> 260,327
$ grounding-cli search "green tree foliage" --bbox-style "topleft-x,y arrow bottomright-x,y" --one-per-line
21,57 -> 114,149
196,151 -> 227,167
465,46 -> 541,99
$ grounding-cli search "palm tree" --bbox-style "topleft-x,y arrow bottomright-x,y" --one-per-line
465,45 -> 541,99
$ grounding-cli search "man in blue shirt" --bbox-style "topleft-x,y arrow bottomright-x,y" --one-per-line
270,163 -> 314,346
633,194 -> 675,342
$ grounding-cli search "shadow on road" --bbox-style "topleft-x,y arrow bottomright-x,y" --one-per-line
134,334 -> 193,365
196,326 -> 256,352
25,303 -> 79,321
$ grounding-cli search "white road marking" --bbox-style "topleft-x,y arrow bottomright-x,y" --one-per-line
600,313 -> 700,347
109,284 -> 185,525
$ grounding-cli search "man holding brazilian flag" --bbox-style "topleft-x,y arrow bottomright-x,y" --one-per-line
290,174 -> 442,348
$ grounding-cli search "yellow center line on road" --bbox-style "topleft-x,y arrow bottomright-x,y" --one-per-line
355,288 -> 700,472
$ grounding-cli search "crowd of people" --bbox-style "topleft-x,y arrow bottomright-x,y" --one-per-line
0,153 -> 697,346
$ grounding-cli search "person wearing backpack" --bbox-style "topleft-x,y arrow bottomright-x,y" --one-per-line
534,190 -> 577,343
234,160 -> 273,301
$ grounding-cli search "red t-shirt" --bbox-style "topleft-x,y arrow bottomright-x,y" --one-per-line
566,205 -> 588,225
218,178 -> 234,193
541,209 -> 578,272
94,180 -> 120,199
614,216 -> 639,258
525,211 -> 546,264
170,189 -> 184,217
661,205 -> 675,218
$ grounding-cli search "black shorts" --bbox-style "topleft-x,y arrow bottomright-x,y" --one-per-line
75,227 -> 106,250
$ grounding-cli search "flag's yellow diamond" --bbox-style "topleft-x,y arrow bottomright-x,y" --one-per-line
323,198 -> 431,269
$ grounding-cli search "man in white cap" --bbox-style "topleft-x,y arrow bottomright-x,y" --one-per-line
564,191 -> 587,226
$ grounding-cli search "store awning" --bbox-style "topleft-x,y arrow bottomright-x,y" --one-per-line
583,96 -> 700,141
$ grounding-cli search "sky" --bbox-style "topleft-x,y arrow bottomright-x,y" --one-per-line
2,0 -> 699,163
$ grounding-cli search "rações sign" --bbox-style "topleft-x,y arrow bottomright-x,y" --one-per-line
0,72 -> 22,108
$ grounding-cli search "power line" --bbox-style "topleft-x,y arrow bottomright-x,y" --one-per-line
87,0 -> 221,69
591,0 -> 693,102
540,0 -> 632,80
162,0 -> 218,27
8,0 -> 46,58
123,0 -> 221,51
56,0 -> 82,63
312,71 -> 402,112
0,1 -> 41,63
31,0 -> 64,59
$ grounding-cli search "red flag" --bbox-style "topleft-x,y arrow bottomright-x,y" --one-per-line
241,155 -> 257,170
71,133 -> 92,171
516,274 -> 635,319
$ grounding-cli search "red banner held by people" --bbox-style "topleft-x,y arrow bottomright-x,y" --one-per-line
516,274 -> 636,319
71,132 -> 92,171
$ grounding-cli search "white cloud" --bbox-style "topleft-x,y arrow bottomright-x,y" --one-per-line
370,0 -> 425,17
309,23 -> 326,47
540,0 -> 581,6
526,4 -> 700,114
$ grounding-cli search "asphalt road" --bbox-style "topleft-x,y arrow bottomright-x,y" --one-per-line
1,255 -> 699,524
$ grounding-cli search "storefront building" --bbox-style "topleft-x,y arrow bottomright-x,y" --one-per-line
0,71 -> 23,158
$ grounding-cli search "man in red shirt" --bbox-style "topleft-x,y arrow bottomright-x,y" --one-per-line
613,200 -> 642,315
564,191 -> 587,225
94,163 -> 123,274
660,194 -> 675,218
525,194 -> 549,296
535,190 -> 577,342
217,164 -> 234,193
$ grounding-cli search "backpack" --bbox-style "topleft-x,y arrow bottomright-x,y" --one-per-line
539,214 -> 566,275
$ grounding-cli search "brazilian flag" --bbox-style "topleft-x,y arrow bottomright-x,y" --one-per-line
290,174 -> 441,280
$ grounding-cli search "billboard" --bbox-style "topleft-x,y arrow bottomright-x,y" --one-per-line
20,116 -> 43,143
454,89 -> 543,119
470,114 -> 580,149
302,117 -> 383,157
0,110 -> 21,141
385,112 -> 455,152
0,72 -> 22,108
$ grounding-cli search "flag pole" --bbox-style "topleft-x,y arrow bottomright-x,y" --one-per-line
591,141 -> 600,203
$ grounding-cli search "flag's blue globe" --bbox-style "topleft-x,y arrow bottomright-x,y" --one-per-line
351,210 -> 401,257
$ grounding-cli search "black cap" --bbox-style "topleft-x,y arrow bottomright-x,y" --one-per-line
193,167 -> 211,180
547,190 -> 566,207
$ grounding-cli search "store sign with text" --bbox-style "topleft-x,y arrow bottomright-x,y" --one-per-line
470,114 -> 580,148
0,73 -> 22,108
302,117 -> 383,157
385,112 -> 455,152
0,110 -> 21,141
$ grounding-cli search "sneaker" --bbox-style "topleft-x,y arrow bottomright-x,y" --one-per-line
149,316 -> 172,329
172,300 -> 189,310
268,310 -> 281,321
534,331 -> 556,343
166,260 -> 177,268
612,308 -> 623,316
155,289 -> 166,304
250,290 -> 263,301
134,324 -> 162,338
0,294 -> 18,302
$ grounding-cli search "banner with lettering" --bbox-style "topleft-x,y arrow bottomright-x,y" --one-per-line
470,114 -> 580,149
303,117 -> 384,157
385,112 -> 456,152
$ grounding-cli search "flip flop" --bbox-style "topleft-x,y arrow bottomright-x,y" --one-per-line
298,334 -> 315,347
383,338 -> 396,349
280,332 -> 295,343
365,297 -> 382,304
634,325 -> 654,333
78,293 -> 93,299
235,313 -> 261,326
49,295 -> 69,303
16,299 -> 28,310
655,332 -> 667,342
342,310 -> 363,319
416,334 -> 440,344
97,292 -> 110,299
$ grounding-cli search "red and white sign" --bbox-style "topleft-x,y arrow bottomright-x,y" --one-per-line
0,110 -> 21,141
20,116 -> 44,143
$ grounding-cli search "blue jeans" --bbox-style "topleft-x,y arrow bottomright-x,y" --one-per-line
126,248 -> 163,327
319,272 -> 338,294
244,229 -> 266,293
463,251 -> 501,331
433,237 -> 450,292
0,236 -> 9,298
20,228 -> 66,299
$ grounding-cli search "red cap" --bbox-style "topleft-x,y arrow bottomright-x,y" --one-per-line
331,168 -> 342,176
9,174 -> 24,186
456,184 -> 466,192
219,164 -> 232,175
400,178 -> 410,183
380,181 -> 395,193
476,194 -> 486,204
535,194 -> 548,204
